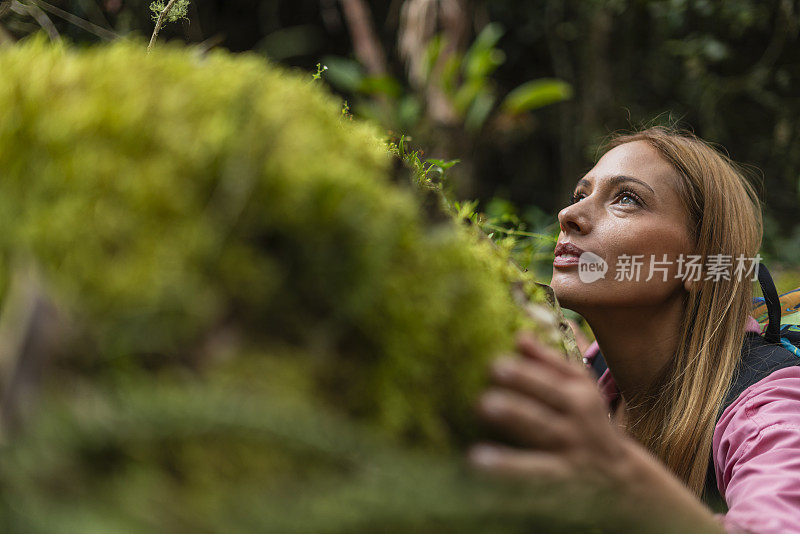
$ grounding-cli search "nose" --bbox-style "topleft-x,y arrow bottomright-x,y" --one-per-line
557,201 -> 592,235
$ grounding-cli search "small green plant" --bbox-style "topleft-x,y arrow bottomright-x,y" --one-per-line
387,133 -> 558,277
310,62 -> 328,81
147,0 -> 191,53
149,0 -> 190,23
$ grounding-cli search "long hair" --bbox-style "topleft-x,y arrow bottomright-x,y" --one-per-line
603,126 -> 763,496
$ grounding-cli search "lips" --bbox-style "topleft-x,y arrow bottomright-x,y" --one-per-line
553,241 -> 585,267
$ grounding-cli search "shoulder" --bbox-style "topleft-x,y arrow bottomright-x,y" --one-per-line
713,365 -> 800,533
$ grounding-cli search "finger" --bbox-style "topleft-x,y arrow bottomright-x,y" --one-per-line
515,331 -> 587,378
489,357 -> 609,422
477,388 -> 572,449
468,442 -> 570,481
489,356 -> 575,413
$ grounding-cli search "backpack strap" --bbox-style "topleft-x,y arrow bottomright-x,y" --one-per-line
758,262 -> 782,344
589,350 -> 608,379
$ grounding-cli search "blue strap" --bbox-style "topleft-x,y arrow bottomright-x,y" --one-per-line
780,337 -> 800,357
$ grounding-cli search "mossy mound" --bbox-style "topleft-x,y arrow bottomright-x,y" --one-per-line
0,39 -> 580,532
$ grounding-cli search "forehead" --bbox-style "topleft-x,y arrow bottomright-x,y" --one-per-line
586,140 -> 681,196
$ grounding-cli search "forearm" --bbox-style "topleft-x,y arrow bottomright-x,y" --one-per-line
611,438 -> 724,534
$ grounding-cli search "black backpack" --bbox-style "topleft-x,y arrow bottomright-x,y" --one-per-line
588,263 -> 800,507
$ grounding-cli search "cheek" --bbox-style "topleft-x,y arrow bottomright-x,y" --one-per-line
606,223 -> 692,281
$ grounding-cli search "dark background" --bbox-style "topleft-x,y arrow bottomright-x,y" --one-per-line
3,0 -> 799,273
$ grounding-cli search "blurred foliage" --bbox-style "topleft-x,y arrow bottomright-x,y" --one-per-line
321,22 -> 573,135
0,39 -> 594,532
2,0 -> 797,274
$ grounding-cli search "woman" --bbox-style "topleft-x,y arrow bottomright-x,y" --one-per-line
468,127 -> 800,533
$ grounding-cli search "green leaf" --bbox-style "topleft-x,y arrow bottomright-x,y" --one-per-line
320,55 -> 364,92
397,95 -> 422,129
259,25 -> 322,61
463,23 -> 506,80
425,159 -> 460,171
440,53 -> 462,95
501,79 -> 573,114
465,91 -> 496,133
464,48 -> 505,81
453,78 -> 484,115
358,75 -> 403,99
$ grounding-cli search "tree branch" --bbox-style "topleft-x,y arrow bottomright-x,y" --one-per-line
338,0 -> 387,75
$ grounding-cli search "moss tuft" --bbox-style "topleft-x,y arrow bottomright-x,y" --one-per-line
0,39 -> 576,531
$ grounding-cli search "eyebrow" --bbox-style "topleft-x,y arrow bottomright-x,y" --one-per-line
575,175 -> 655,195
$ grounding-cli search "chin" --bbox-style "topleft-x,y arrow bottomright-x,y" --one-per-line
550,270 -> 627,312
549,273 -> 585,312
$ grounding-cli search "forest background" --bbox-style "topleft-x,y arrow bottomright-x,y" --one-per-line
3,0 -> 798,304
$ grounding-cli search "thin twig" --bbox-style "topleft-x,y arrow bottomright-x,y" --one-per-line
147,0 -> 180,54
194,33 -> 224,56
14,1 -> 59,41
27,0 -> 117,40
480,222 -> 557,241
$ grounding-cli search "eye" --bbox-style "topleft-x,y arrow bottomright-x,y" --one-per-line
570,192 -> 586,204
616,188 -> 643,206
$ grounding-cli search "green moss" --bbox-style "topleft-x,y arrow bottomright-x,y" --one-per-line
0,38 -> 577,531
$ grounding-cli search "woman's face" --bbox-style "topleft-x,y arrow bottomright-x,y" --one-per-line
550,140 -> 695,312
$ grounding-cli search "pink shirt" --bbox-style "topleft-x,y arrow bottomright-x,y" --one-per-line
583,316 -> 800,533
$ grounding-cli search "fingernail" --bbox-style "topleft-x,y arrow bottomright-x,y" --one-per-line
469,445 -> 499,467
491,357 -> 515,379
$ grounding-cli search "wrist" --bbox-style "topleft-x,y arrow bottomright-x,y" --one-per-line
606,438 -> 725,533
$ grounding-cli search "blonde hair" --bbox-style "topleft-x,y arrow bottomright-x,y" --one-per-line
603,126 -> 763,496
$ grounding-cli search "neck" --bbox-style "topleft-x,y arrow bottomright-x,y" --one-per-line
581,292 -> 687,404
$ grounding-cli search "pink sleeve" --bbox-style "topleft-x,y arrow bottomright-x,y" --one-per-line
713,366 -> 800,533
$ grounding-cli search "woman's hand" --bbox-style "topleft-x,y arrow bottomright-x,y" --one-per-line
467,331 -> 725,533
468,331 -> 632,489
